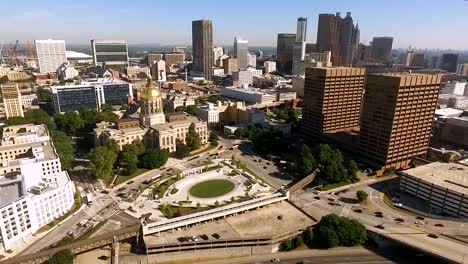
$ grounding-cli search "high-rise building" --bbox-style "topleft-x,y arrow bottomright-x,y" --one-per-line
223,57 -> 238,75
439,53 -> 459,73
91,40 -> 129,71
1,83 -> 24,118
264,61 -> 276,74
302,67 -> 365,138
402,51 -> 425,68
370,37 -> 393,64
276,34 -> 296,74
248,53 -> 257,68
152,60 -> 166,82
296,17 -> 307,43
164,53 -> 185,66
234,37 -> 249,70
456,63 -> 468,76
316,12 -> 359,66
360,73 -> 441,170
34,39 -> 67,73
213,47 -> 224,66
147,54 -> 163,66
192,19 -> 213,80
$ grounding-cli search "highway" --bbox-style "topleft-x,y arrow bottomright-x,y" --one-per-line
291,181 -> 468,263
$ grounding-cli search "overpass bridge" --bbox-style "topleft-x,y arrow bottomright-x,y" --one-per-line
0,225 -> 140,264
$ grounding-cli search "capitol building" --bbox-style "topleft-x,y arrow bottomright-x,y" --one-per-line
94,78 -> 208,152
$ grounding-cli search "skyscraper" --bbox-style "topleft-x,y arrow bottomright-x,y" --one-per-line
223,57 -> 238,75
370,37 -> 393,64
292,17 -> 308,69
234,37 -> 249,70
359,73 -> 441,170
192,19 -> 213,80
91,40 -> 129,71
1,83 -> 24,118
316,12 -> 359,66
296,17 -> 308,43
34,39 -> 67,73
439,53 -> 459,73
276,33 -> 296,74
302,67 -> 365,138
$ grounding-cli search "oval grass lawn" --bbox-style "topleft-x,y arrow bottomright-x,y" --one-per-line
189,179 -> 235,198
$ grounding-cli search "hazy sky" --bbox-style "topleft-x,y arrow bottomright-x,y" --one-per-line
3,0 -> 468,49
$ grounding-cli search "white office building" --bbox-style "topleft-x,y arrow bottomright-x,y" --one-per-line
91,40 -> 129,71
196,103 -> 222,124
0,124 -> 75,252
213,47 -> 224,67
248,53 -> 257,68
34,40 -> 67,74
220,86 -> 277,104
232,68 -> 263,86
152,60 -> 166,82
234,37 -> 249,70
264,61 -> 276,74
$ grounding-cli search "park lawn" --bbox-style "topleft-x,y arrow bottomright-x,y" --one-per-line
189,179 -> 235,198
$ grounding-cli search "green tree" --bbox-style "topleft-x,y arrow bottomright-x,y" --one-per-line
287,109 -> 299,124
185,105 -> 197,116
119,141 -> 145,175
55,111 -> 84,135
356,190 -> 368,203
175,139 -> 191,159
295,144 -> 316,177
347,160 -> 359,182
49,249 -> 74,264
302,227 -> 314,247
24,109 -> 56,130
140,148 -> 169,169
280,239 -> 294,251
314,214 -> 367,248
315,144 -> 348,184
50,131 -> 74,169
4,116 -> 29,127
208,131 -> 218,147
175,105 -> 187,113
90,146 -> 118,179
316,226 -> 339,248
186,123 -> 201,151
36,87 -> 52,102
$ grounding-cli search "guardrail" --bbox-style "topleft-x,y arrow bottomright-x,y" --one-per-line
143,193 -> 287,235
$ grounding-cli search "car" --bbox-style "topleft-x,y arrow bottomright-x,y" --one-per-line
428,234 -> 439,239
271,258 -> 280,263
375,212 -> 384,218
336,201 -> 343,206
375,224 -> 385,229
277,215 -> 284,220
314,196 -> 320,200
328,202 -> 335,206
263,166 -> 267,169
328,198 -> 335,202
434,223 -> 444,227
415,220 -> 425,225
266,162 -> 271,165
126,180 -> 134,185
117,187 -> 126,192
354,209 -> 363,213
416,216 -> 425,220
101,190 -> 109,194
395,218 -> 404,222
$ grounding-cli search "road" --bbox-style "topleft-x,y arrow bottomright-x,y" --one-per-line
291,180 -> 468,263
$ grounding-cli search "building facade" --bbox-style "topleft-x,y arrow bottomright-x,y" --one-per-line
232,68 -> 263,86
359,73 -> 441,170
147,54 -> 163,66
1,83 -> 24,118
302,67 -> 365,138
0,124 -> 75,251
164,53 -> 185,66
370,37 -> 393,64
223,57 -> 238,75
192,19 -> 213,81
91,40 -> 129,71
220,86 -> 276,104
440,54 -> 459,73
276,34 -> 296,74
264,61 -> 276,74
152,60 -> 167,82
34,39 -> 67,74
234,37 -> 249,70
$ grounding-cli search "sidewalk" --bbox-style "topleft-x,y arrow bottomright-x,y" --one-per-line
193,247 -> 372,264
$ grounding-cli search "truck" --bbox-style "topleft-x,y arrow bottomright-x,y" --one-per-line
85,194 -> 93,205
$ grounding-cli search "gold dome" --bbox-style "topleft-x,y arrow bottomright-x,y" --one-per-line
143,78 -> 161,99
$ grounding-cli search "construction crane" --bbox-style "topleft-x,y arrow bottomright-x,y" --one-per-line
8,40 -> 20,66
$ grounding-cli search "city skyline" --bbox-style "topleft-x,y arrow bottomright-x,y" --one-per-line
3,0 -> 468,50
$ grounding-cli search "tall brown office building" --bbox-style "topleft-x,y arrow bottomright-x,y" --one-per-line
192,19 -> 213,80
276,33 -> 296,74
302,67 -> 365,138
370,37 -> 393,64
316,12 -> 359,66
359,73 -> 441,170
223,57 -> 238,75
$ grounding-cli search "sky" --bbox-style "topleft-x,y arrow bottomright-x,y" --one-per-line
2,0 -> 468,50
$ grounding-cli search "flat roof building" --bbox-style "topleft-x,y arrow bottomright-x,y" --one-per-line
192,19 -> 213,81
400,162 -> 468,218
302,67 -> 365,138
1,83 -> 24,119
359,73 -> 441,170
91,39 -> 129,71
34,39 -> 67,74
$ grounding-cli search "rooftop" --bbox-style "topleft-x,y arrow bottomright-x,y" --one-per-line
435,108 -> 463,118
403,162 -> 468,195
66,50 -> 92,59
